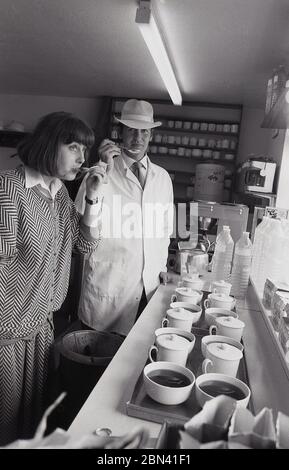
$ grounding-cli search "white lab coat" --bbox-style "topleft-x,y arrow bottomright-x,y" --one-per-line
74,154 -> 174,335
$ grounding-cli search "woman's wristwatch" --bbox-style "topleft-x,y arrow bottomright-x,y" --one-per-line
85,195 -> 99,205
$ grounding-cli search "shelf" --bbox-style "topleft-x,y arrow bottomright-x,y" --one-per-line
112,122 -> 239,137
110,98 -> 242,204
155,126 -> 239,137
150,155 -> 235,165
261,87 -> 289,129
0,130 -> 28,148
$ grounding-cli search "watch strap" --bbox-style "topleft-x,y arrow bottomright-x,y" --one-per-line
85,195 -> 99,205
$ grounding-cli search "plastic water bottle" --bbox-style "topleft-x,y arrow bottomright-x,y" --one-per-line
262,219 -> 285,287
211,225 -> 234,282
231,232 -> 253,299
250,216 -> 270,287
281,220 -> 289,285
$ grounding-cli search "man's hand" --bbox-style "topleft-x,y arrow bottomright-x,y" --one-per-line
159,271 -> 173,285
98,139 -> 121,175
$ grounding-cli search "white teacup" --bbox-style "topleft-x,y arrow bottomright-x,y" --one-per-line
169,302 -> 202,326
205,307 -> 238,327
211,280 -> 232,296
154,327 -> 196,353
149,333 -> 192,366
202,342 -> 243,377
162,307 -> 199,332
201,334 -> 244,357
143,361 -> 195,405
171,287 -> 203,305
204,292 -> 235,310
210,316 -> 245,342
179,276 -> 204,291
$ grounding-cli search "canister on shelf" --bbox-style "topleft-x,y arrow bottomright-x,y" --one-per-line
182,135 -> 189,145
177,147 -> 185,156
184,121 -> 191,130
193,163 -> 225,202
192,122 -> 200,131
190,136 -> 198,146
200,122 -> 208,131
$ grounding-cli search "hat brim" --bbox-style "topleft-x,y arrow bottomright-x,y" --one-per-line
115,116 -> 162,129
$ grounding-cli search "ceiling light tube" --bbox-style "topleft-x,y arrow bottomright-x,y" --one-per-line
136,1 -> 182,105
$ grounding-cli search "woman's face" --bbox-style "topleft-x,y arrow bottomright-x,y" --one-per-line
56,142 -> 86,180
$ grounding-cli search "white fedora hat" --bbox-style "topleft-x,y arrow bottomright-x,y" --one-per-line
115,99 -> 162,129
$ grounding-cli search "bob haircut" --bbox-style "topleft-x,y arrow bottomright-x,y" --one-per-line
17,111 -> 95,176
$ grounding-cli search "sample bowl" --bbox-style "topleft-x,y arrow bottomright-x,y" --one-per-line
195,373 -> 251,409
143,361 -> 195,405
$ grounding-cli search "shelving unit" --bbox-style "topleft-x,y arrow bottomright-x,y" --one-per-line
110,98 -> 243,202
0,130 -> 28,148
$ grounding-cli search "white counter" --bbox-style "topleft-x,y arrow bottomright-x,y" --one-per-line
68,276 -> 289,442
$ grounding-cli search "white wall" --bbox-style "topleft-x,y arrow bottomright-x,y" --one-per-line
0,93 -> 104,170
237,106 -> 271,164
276,129 -> 289,209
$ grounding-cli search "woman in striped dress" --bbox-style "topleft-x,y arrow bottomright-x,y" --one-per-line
0,111 -> 106,445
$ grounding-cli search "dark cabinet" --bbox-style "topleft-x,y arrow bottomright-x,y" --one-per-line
0,130 -> 28,148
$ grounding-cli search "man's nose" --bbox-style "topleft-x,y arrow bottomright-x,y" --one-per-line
133,129 -> 142,141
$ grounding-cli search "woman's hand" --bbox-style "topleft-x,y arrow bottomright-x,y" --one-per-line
85,161 -> 107,199
98,139 -> 121,175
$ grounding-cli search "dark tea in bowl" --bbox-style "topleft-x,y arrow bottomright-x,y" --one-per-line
195,373 -> 251,409
143,361 -> 195,405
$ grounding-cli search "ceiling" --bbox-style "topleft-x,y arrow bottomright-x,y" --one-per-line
1,0 -> 289,108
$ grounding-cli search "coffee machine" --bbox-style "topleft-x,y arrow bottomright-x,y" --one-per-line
167,200 -> 249,273
192,200 -> 249,244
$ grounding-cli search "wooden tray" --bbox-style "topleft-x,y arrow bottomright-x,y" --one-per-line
126,325 -> 252,425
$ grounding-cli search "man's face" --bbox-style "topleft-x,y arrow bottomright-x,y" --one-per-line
122,126 -> 152,161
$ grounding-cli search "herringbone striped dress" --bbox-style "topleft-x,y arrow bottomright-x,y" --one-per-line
0,166 -> 100,445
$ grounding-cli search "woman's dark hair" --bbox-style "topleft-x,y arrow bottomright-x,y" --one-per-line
17,111 -> 95,175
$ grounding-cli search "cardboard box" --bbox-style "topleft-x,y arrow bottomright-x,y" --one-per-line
279,317 -> 289,354
155,422 -> 183,449
263,279 -> 289,311
272,291 -> 289,322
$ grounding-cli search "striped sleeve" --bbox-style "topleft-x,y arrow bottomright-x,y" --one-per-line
68,197 -> 101,254
0,176 -> 18,261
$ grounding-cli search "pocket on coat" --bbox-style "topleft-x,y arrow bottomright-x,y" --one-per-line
84,258 -> 127,299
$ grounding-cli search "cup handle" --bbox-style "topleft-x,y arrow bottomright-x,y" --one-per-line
202,358 -> 213,374
204,298 -> 210,309
171,294 -> 177,303
162,317 -> 169,328
209,325 -> 217,335
148,345 -> 158,363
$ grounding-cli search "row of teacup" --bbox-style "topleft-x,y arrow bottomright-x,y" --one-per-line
143,290 -> 249,407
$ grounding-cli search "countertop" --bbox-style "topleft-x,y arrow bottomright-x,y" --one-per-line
68,273 -> 289,443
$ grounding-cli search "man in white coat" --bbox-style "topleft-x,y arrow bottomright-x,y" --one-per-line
75,99 -> 174,336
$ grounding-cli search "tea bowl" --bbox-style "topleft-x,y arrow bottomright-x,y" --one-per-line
195,373 -> 251,409
143,361 -> 195,405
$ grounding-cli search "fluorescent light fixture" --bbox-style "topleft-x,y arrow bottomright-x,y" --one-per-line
136,0 -> 182,105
